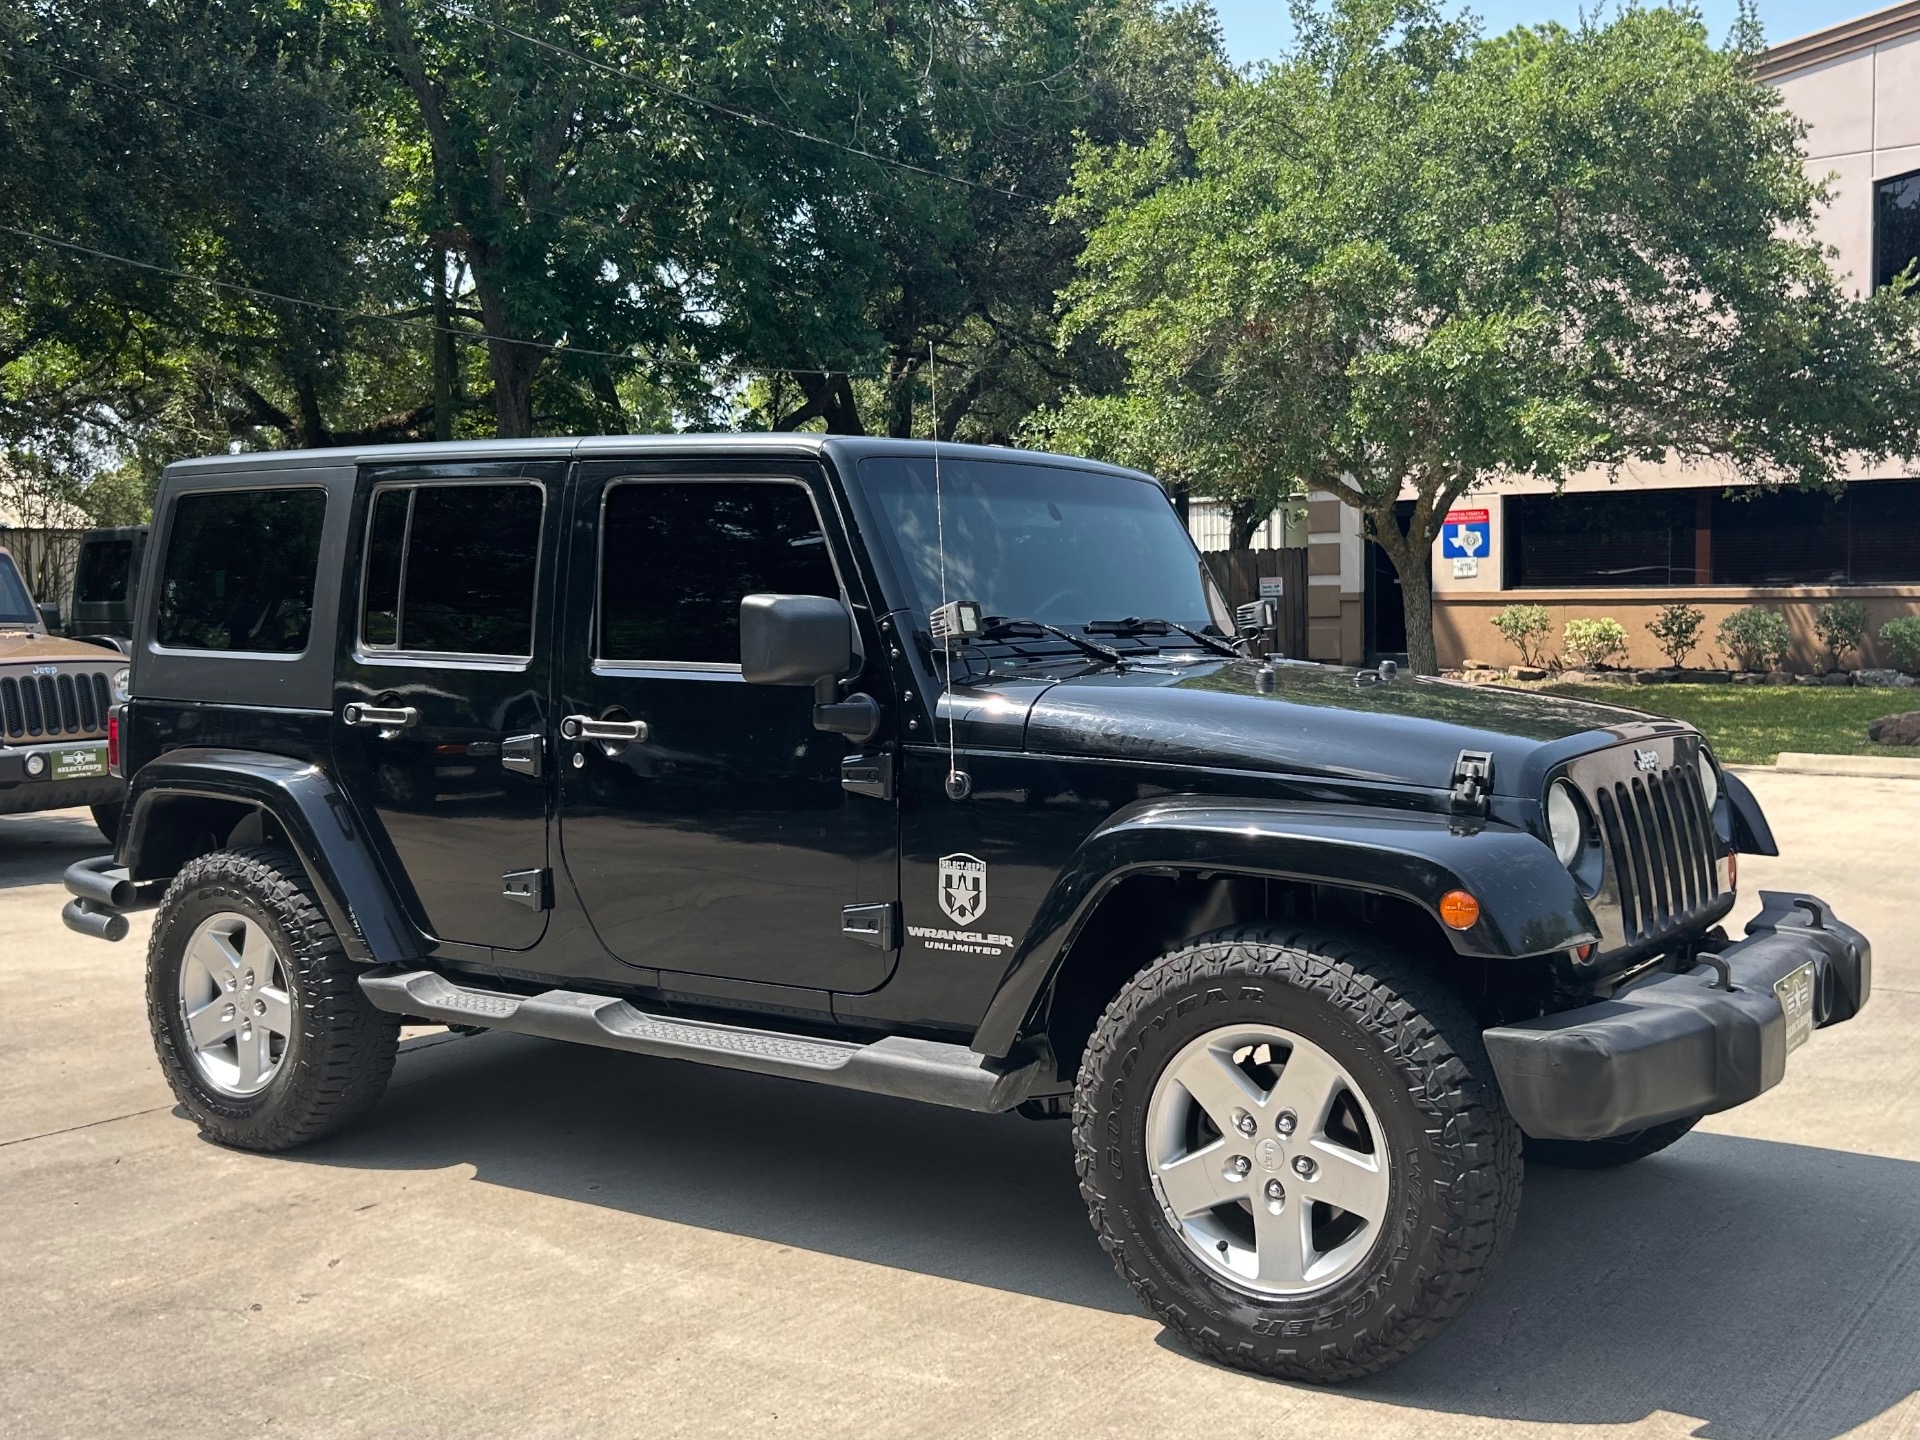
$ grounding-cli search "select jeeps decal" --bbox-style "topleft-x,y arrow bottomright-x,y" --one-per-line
938,852 -> 987,925
910,853 -> 1015,956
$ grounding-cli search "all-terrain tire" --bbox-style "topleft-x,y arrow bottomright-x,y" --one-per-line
147,846 -> 399,1151
1524,1115 -> 1700,1169
1073,924 -> 1523,1383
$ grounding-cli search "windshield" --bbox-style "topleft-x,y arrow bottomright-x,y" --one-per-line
0,554 -> 36,625
858,455 -> 1229,640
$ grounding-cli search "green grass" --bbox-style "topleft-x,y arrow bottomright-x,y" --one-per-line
1536,683 -> 1920,765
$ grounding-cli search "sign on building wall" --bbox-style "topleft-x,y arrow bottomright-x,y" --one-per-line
1441,508 -> 1490,577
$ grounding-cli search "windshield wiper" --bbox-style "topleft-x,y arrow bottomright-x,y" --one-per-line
1085,616 -> 1242,660
982,616 -> 1126,665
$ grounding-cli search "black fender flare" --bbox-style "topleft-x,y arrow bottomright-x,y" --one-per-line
971,795 -> 1600,1058
125,747 -> 424,965
1722,769 -> 1779,856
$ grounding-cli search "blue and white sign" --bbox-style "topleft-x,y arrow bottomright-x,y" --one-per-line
1441,508 -> 1490,560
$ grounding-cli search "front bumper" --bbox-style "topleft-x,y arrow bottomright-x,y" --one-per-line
1484,892 -> 1869,1141
0,739 -> 122,816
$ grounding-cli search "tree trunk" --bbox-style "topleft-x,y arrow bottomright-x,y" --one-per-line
431,251 -> 454,442
1228,496 -> 1265,553
1398,551 -> 1439,676
473,272 -> 540,438
1364,493 -> 1441,675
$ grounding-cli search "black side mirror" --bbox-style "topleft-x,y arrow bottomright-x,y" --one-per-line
740,593 -> 852,686
37,602 -> 62,633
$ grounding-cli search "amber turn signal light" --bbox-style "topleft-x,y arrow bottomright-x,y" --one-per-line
1438,889 -> 1480,930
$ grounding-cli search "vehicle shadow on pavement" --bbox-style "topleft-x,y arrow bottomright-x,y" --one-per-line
0,809 -> 110,892
296,1031 -> 1916,1438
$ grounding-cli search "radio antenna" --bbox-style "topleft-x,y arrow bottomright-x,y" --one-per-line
929,341 -> 966,801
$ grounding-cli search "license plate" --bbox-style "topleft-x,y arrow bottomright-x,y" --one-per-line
50,745 -> 108,781
1774,962 -> 1817,1054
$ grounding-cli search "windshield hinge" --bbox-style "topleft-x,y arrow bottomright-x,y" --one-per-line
1450,750 -> 1494,816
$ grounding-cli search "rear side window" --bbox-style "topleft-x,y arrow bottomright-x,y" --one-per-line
598,480 -> 839,665
76,540 -> 134,603
156,489 -> 325,653
360,482 -> 543,657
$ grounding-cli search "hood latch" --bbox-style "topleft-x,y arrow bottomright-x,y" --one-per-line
1451,750 -> 1494,816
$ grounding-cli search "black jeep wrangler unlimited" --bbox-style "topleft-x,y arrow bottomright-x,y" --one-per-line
63,436 -> 1868,1381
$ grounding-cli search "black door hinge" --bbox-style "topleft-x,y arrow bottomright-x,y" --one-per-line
841,752 -> 894,801
842,901 -> 898,949
1450,750 -> 1494,816
502,868 -> 552,910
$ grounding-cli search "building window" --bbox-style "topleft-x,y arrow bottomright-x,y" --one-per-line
1875,170 -> 1919,292
1505,481 -> 1919,589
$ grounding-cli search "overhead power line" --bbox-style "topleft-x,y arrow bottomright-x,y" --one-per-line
0,223 -> 882,380
421,0 -> 1041,207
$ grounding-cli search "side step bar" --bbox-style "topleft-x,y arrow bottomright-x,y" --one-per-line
358,966 -> 1046,1114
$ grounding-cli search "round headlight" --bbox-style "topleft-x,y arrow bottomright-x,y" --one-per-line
112,667 -> 131,703
1547,781 -> 1584,866
1697,749 -> 1720,811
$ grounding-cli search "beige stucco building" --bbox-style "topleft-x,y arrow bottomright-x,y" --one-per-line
1294,1 -> 1920,671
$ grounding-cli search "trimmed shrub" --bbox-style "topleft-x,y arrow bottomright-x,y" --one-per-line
1881,615 -> 1920,672
1813,600 -> 1869,672
1492,603 -> 1553,667
1646,603 -> 1705,668
1564,617 -> 1629,669
1718,605 -> 1791,672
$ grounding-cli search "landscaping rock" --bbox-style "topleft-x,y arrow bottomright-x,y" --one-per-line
1679,668 -> 1732,684
1732,673 -> 1760,685
1632,669 -> 1671,684
1509,666 -> 1548,681
1770,672 -> 1803,685
1867,711 -> 1920,746
1854,669 -> 1917,689
1821,671 -> 1853,686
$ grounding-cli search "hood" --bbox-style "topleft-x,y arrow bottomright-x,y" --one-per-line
949,658 -> 1684,797
0,630 -> 125,665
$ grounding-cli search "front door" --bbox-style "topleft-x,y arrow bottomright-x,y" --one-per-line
333,463 -> 561,952
556,462 -> 897,993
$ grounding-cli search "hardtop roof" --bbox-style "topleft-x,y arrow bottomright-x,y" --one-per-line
160,433 -> 1159,486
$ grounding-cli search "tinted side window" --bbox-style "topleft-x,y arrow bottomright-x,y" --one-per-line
157,489 -> 325,653
0,553 -> 33,623
360,482 -> 543,656
76,540 -> 134,603
600,481 -> 839,664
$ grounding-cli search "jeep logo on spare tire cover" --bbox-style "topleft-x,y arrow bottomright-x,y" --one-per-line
939,853 -> 987,926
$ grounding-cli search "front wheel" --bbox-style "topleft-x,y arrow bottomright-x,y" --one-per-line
1073,925 -> 1522,1382
147,846 -> 399,1151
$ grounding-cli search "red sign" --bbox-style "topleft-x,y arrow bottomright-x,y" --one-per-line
1444,508 -> 1489,524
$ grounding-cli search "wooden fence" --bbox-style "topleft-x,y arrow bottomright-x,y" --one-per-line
0,528 -> 85,612
1202,547 -> 1309,658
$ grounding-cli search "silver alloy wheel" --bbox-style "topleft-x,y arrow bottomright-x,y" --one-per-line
1145,1024 -> 1391,1297
177,911 -> 293,1098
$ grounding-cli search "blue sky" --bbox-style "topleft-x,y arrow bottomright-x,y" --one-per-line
1208,0 -> 1862,64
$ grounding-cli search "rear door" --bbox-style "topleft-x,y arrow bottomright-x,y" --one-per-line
332,462 -> 562,952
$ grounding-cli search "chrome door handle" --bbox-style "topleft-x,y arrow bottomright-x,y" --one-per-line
342,703 -> 419,731
559,715 -> 648,744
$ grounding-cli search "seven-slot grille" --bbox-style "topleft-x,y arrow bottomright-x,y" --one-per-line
1,671 -> 113,741
1590,759 -> 1721,943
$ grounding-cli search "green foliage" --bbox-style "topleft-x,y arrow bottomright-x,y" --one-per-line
1539,683 -> 1920,763
1491,603 -> 1553,667
1813,601 -> 1869,671
1042,0 -> 1920,673
1879,615 -> 1920,671
1647,603 -> 1706,668
1563,617 -> 1629,669
1718,606 -> 1792,672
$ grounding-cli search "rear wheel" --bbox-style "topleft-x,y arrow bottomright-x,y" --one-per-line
147,846 -> 398,1151
1524,1116 -> 1700,1169
1074,924 -> 1521,1382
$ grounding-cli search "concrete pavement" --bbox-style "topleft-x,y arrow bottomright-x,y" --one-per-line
1,772 -> 1914,1439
